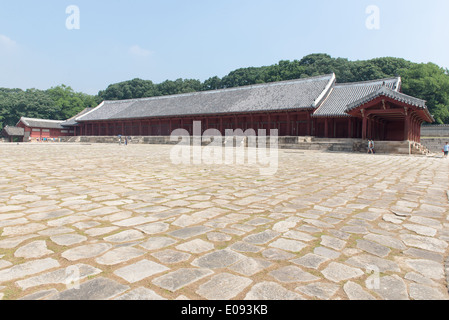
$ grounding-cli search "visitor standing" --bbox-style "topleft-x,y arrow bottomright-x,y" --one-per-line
368,140 -> 375,154
444,142 -> 449,158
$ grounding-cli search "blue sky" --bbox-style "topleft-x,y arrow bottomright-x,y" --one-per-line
0,0 -> 448,95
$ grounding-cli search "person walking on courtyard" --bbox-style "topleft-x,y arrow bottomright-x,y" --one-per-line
368,140 -> 375,154
444,142 -> 449,158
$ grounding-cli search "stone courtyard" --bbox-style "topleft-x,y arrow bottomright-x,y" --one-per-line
0,143 -> 449,300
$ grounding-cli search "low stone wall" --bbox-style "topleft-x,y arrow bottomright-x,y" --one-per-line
59,136 -> 419,155
353,140 -> 412,155
421,125 -> 449,137
60,135 -> 282,147
420,138 -> 448,153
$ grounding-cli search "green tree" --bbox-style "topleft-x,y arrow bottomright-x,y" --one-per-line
400,63 -> 449,124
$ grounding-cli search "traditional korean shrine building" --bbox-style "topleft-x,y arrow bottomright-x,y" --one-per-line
16,117 -> 73,141
69,73 -> 433,142
1,125 -> 25,142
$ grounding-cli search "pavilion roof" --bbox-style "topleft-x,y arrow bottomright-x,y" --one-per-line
346,86 -> 427,111
312,77 -> 401,118
345,86 -> 434,123
2,126 -> 24,137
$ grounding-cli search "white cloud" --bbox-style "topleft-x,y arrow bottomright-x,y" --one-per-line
0,34 -> 17,51
128,45 -> 152,58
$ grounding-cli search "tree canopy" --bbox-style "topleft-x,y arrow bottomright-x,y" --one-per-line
0,85 -> 100,130
1,54 -> 449,129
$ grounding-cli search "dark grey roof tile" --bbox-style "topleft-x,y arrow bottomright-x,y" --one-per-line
78,74 -> 335,121
19,117 -> 65,129
312,78 -> 401,117
62,108 -> 94,126
2,126 -> 24,136
346,86 -> 427,111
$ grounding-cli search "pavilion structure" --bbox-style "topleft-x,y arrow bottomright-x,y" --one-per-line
1,126 -> 25,142
15,117 -> 73,141
41,74 -> 438,142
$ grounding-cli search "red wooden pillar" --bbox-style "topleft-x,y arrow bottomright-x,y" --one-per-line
415,119 -> 420,142
306,112 -> 311,136
415,118 -> 419,142
268,113 -> 271,133
416,119 -> 420,142
373,119 -> 377,140
404,113 -> 410,141
294,113 -> 299,136
332,119 -> 336,138
362,116 -> 367,140
347,118 -> 352,138
413,120 -> 416,143
139,121 -> 142,136
324,118 -> 329,138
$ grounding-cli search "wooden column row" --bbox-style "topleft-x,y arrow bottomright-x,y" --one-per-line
77,111 -> 317,137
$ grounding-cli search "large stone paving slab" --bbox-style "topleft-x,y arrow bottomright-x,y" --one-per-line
114,287 -> 167,300
244,281 -> 304,300
95,246 -> 146,265
14,240 -> 54,259
16,264 -> 102,290
113,259 -> 169,283
0,258 -> 60,282
61,243 -> 113,261
49,277 -> 129,300
196,273 -> 252,300
1,144 -> 449,301
152,268 -> 214,292
191,249 -> 245,269
167,226 -> 213,240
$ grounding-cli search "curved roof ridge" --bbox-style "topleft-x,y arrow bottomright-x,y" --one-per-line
334,77 -> 400,87
21,117 -> 65,123
102,73 -> 336,104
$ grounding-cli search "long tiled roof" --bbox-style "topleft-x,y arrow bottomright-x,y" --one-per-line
312,77 -> 401,117
18,117 -> 65,129
77,74 -> 336,122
